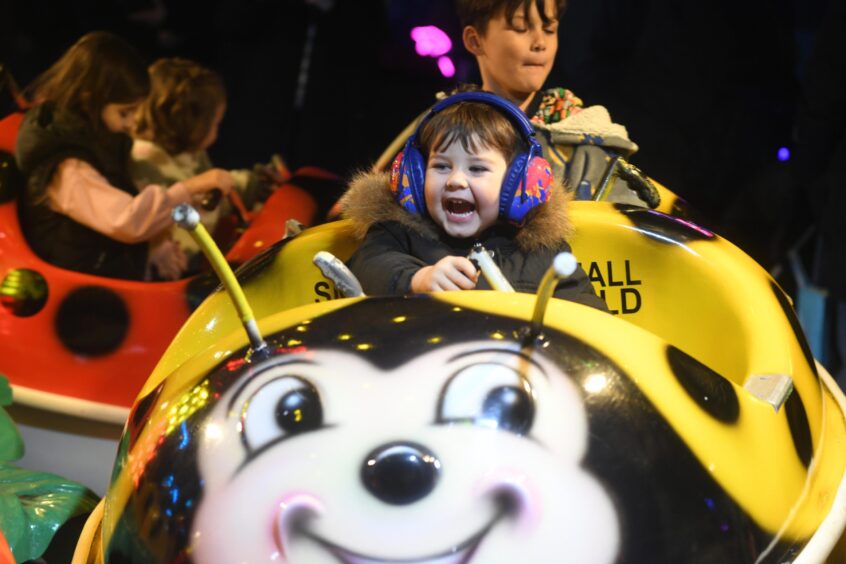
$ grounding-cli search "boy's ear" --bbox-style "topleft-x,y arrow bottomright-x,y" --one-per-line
462,26 -> 484,55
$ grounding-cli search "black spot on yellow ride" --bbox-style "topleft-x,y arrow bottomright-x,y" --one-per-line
666,345 -> 740,423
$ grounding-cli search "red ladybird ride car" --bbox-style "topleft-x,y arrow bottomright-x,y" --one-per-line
0,111 -> 339,424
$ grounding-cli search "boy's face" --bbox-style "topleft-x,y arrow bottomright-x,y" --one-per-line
463,0 -> 559,108
424,138 -> 507,239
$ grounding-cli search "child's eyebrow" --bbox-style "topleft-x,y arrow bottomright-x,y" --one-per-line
468,154 -> 498,164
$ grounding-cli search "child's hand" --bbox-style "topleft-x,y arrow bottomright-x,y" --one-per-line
148,239 -> 187,280
244,163 -> 279,207
411,256 -> 479,292
184,168 -> 235,196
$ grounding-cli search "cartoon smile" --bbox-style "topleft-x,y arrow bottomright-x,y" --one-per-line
301,511 -> 503,564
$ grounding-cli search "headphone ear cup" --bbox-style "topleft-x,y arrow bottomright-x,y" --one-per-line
501,155 -> 554,226
390,147 -> 427,215
389,150 -> 405,195
498,152 -> 528,220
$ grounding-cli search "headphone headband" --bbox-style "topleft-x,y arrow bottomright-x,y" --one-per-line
425,91 -> 539,142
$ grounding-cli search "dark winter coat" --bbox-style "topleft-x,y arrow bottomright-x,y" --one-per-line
15,104 -> 148,279
341,171 -> 608,311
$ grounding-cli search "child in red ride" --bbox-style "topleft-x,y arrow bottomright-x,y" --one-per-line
343,92 -> 606,310
131,57 -> 278,275
15,32 -> 230,280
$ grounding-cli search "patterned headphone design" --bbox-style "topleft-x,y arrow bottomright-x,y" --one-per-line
389,91 -> 553,227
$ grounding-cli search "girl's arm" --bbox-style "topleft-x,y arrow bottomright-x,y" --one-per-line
47,158 -> 194,244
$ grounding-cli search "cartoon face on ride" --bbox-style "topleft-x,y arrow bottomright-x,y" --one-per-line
103,297 -> 821,563
191,343 -> 618,564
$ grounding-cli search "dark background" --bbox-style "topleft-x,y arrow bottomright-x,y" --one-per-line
0,0 -> 835,269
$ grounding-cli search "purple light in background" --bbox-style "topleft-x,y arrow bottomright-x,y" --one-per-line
411,26 -> 452,57
437,56 -> 455,78
777,147 -> 790,161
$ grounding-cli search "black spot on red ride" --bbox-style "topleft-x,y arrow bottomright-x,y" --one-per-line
613,205 -> 716,244
0,151 -> 24,203
784,390 -> 813,468
666,345 -> 739,423
770,280 -> 818,377
55,286 -> 128,356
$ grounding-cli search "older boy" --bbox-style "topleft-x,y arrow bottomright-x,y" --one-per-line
373,0 -> 650,207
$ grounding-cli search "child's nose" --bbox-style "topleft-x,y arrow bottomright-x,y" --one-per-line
446,170 -> 468,189
530,29 -> 547,52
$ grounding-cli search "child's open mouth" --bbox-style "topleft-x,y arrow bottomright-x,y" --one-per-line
445,198 -> 476,218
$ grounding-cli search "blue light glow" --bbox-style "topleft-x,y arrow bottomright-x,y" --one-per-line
179,421 -> 190,450
777,147 -> 790,161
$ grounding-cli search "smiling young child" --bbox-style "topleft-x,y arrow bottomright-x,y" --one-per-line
343,92 -> 605,309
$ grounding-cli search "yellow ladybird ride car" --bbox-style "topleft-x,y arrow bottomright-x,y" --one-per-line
73,201 -> 846,563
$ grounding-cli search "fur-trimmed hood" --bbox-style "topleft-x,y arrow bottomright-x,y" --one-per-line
339,171 -> 573,252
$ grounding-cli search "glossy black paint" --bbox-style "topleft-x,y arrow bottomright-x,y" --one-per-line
614,205 -> 716,244
666,345 -> 740,424
784,390 -> 814,468
55,285 -> 128,356
770,280 -> 818,378
361,442 -> 441,505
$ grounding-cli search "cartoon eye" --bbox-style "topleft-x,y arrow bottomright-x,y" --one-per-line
437,363 -> 535,435
241,376 -> 324,453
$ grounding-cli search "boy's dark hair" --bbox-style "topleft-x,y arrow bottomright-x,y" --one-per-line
417,100 -> 528,165
457,0 -> 566,33
135,58 -> 227,155
28,31 -> 149,127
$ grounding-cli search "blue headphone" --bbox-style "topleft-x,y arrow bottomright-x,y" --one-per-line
390,91 -> 553,227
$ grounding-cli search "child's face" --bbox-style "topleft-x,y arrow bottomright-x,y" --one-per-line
424,138 -> 507,239
101,100 -> 143,135
464,0 -> 559,106
196,103 -> 226,152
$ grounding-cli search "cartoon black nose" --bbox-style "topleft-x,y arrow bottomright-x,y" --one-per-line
361,442 -> 441,505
